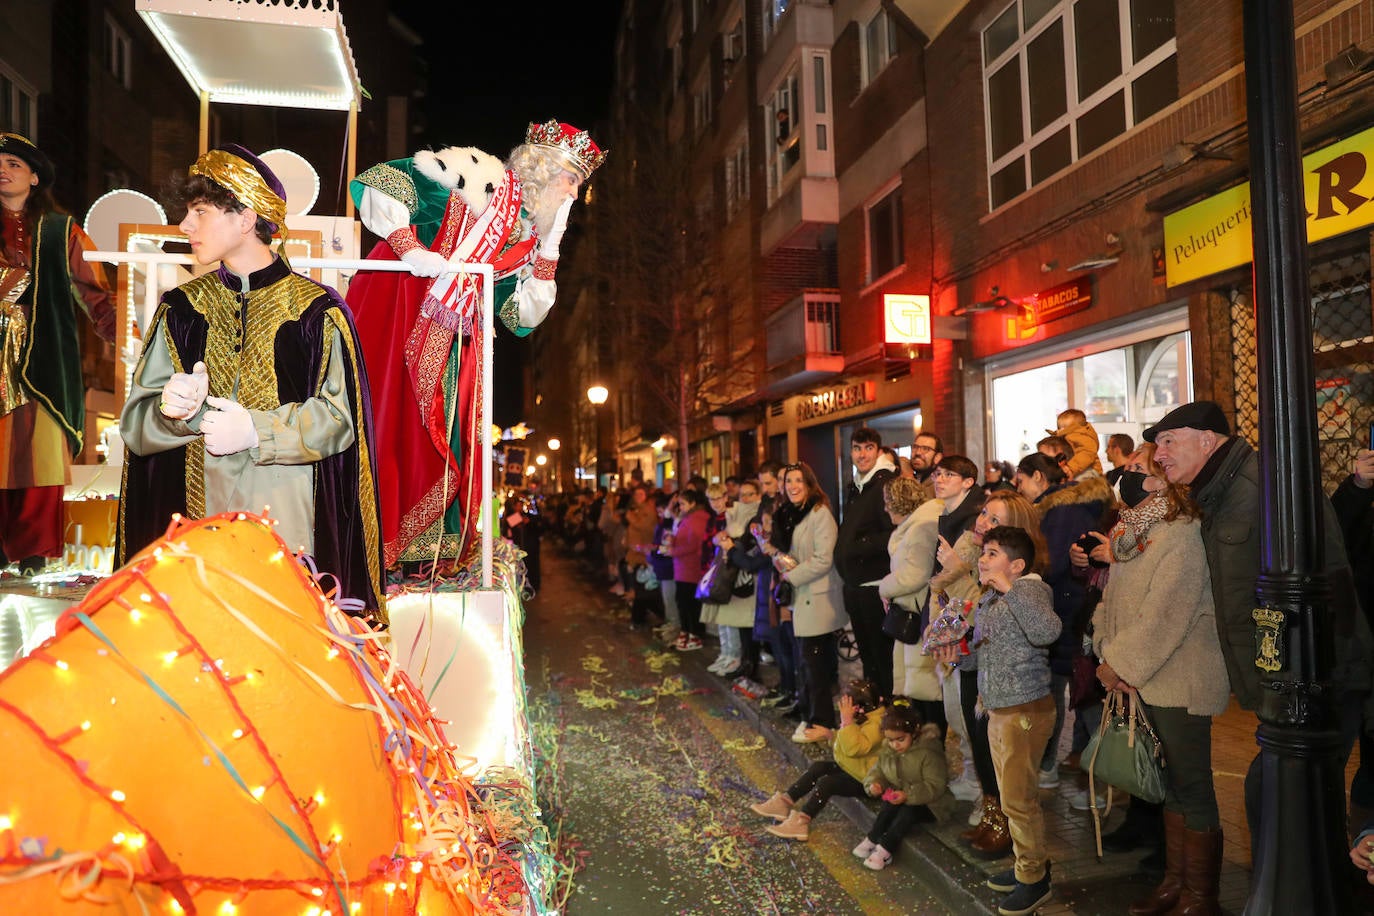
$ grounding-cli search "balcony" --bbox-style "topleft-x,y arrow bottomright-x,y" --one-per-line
761,173 -> 838,255
760,292 -> 844,398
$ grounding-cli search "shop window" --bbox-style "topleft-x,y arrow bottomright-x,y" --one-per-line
866,185 -> 904,283
982,0 -> 1177,210
988,327 -> 1192,466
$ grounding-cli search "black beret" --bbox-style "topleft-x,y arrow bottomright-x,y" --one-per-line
1143,401 -> 1230,443
0,133 -> 55,189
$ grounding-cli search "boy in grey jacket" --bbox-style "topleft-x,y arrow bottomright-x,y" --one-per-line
973,525 -> 1060,916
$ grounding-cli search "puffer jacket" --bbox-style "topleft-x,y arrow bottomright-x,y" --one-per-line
878,499 -> 943,612
862,723 -> 956,820
1034,475 -> 1114,676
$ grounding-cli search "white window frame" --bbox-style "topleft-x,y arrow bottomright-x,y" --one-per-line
103,13 -> 133,90
864,181 -> 904,286
692,76 -> 713,136
764,69 -> 801,203
721,5 -> 745,89
0,62 -> 38,139
860,7 -> 898,89
981,0 -> 1177,211
724,137 -> 749,222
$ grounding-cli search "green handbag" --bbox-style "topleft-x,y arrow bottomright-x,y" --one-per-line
1084,691 -> 1167,857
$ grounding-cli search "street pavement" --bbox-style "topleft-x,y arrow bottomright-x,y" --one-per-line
523,546 -> 1362,914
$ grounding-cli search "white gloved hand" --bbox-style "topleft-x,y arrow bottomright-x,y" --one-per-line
200,396 -> 259,456
400,248 -> 448,278
121,337 -> 143,369
538,196 -> 575,260
160,361 -> 209,420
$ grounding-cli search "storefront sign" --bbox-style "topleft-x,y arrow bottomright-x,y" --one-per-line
1164,123 -> 1374,286
796,381 -> 876,422
884,294 -> 931,344
1025,278 -> 1092,326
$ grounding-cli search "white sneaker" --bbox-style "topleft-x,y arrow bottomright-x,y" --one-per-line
968,797 -> 985,826
707,655 -> 730,674
759,651 -> 775,666
1038,767 -> 1061,789
852,838 -> 877,858
948,771 -> 980,801
1068,787 -> 1103,811
791,721 -> 811,742
863,847 -> 893,871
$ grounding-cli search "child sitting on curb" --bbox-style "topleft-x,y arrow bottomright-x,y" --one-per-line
751,679 -> 885,841
854,702 -> 955,871
939,525 -> 1060,915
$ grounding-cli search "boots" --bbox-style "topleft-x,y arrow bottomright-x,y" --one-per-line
961,796 -> 993,842
970,796 -> 1012,857
1129,810 -> 1185,916
766,810 -> 811,841
1174,826 -> 1223,916
750,792 -> 793,820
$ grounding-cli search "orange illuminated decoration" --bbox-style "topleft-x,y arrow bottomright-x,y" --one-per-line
0,513 -> 526,915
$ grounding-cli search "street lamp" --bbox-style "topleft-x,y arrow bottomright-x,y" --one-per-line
547,438 -> 561,451
587,385 -> 610,485
535,454 -> 548,466
586,385 -> 608,405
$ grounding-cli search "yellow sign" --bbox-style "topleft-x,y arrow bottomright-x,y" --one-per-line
1164,124 -> 1374,286
884,294 -> 931,344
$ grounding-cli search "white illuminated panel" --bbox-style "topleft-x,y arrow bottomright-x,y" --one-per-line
386,592 -> 526,774
136,0 -> 361,111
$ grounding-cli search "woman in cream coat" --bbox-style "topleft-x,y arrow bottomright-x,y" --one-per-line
1092,444 -> 1229,916
877,477 -> 944,703
771,462 -> 848,740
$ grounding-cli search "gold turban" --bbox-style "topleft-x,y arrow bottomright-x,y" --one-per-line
188,149 -> 288,231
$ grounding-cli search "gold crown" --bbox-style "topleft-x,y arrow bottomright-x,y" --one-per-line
524,120 -> 607,179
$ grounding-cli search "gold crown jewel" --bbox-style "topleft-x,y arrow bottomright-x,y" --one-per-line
524,119 -> 607,179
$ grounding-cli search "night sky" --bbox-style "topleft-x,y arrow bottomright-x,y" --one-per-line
390,3 -> 622,426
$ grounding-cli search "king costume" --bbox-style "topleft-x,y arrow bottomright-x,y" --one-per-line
346,121 -> 604,566
118,145 -> 385,618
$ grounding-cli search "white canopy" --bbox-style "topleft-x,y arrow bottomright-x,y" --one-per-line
135,0 -> 362,111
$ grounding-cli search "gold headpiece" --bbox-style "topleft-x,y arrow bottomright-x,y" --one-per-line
523,120 -> 607,180
188,149 -> 288,234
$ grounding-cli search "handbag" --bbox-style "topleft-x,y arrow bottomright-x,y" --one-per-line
731,569 -> 755,599
1084,691 -> 1167,857
771,577 -> 795,608
881,601 -> 924,645
696,549 -> 740,604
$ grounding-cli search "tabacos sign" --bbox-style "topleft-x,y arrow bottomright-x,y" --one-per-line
1164,124 -> 1374,286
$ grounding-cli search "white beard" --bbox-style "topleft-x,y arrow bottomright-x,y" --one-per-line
530,185 -> 568,240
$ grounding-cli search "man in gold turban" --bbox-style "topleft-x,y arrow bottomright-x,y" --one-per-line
118,144 -> 385,620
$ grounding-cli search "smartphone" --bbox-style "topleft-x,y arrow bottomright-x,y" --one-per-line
1368,422 -> 1374,451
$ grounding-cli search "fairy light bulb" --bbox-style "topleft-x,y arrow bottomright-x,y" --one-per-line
111,790 -> 126,803
219,903 -> 238,916
0,816 -> 12,831
251,785 -> 266,800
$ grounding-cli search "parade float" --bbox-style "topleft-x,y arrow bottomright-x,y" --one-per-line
0,1 -> 557,912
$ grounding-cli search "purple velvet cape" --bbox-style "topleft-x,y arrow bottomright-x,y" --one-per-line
117,259 -> 385,617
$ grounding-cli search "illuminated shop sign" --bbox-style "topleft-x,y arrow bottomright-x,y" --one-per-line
884,294 -> 931,344
1164,124 -> 1374,286
1004,278 -> 1092,340
797,381 -> 876,422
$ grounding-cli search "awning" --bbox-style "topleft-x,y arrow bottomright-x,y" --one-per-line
135,0 -> 361,111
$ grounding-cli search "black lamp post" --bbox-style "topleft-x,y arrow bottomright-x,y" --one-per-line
1243,0 -> 1351,911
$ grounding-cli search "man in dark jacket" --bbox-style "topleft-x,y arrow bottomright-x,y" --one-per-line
835,427 -> 898,698
1148,400 -> 1368,901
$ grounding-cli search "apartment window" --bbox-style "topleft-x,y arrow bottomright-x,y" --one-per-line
866,185 -> 904,282
0,63 -> 37,139
722,11 -> 745,89
724,139 -> 749,222
693,80 -> 713,136
687,0 -> 701,34
764,0 -> 792,43
104,13 -> 133,89
765,71 -> 800,198
861,8 -> 898,88
983,0 -> 1177,210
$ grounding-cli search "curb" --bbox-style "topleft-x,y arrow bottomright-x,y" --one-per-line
686,646 -> 999,915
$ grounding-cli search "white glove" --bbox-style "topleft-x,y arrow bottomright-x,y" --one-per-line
401,248 -> 448,278
200,396 -> 259,456
160,361 -> 209,420
538,196 -> 575,260
121,337 -> 143,369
